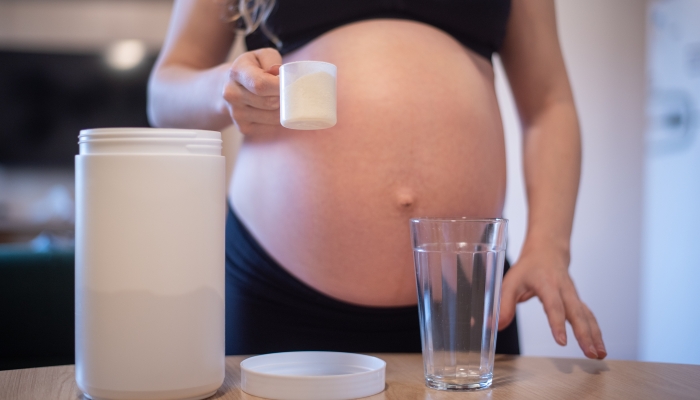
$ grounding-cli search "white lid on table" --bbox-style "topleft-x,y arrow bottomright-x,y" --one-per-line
240,351 -> 386,400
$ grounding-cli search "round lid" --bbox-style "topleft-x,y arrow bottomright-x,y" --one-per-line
240,352 -> 386,400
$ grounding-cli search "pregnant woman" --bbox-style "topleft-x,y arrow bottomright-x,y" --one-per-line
148,0 -> 606,359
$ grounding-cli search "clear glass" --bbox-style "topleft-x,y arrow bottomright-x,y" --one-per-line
410,218 -> 508,391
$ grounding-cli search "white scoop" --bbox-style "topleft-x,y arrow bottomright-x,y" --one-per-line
280,61 -> 337,130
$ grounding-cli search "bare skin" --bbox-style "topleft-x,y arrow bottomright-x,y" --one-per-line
149,0 -> 607,359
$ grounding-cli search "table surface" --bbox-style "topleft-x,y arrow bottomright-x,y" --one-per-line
2,354 -> 700,400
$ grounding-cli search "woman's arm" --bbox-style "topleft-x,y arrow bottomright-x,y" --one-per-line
148,0 -> 235,130
148,0 -> 282,133
498,0 -> 606,359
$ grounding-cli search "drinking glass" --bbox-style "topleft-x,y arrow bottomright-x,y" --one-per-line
410,217 -> 508,390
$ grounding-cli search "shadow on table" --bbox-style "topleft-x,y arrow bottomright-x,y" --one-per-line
551,358 -> 610,375
492,364 -> 533,388
490,355 -> 532,387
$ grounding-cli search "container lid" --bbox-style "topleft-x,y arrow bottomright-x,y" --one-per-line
78,128 -> 222,156
240,352 -> 386,400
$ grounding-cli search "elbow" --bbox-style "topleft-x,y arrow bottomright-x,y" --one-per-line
147,73 -> 165,128
147,104 -> 163,129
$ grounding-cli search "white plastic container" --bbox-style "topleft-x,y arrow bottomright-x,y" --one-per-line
75,128 -> 225,400
280,61 -> 337,130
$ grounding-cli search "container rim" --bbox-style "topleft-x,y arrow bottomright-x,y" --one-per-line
79,128 -> 221,138
410,217 -> 508,223
78,137 -> 222,143
240,351 -> 385,380
78,128 -> 222,156
280,60 -> 337,69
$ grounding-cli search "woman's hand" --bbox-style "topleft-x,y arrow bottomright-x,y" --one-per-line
498,245 -> 607,360
223,48 -> 282,135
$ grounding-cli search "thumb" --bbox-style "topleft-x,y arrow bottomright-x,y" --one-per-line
266,64 -> 281,76
498,276 -> 519,331
252,48 -> 283,72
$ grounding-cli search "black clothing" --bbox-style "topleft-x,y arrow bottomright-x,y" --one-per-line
225,206 -> 520,355
244,0 -> 512,59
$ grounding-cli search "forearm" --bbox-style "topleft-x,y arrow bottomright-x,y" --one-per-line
521,100 -> 581,259
497,0 -> 605,359
148,62 -> 232,131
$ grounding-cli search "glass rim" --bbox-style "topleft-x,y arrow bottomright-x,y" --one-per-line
410,217 -> 508,223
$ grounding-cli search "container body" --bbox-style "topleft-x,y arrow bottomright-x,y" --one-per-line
75,128 -> 225,400
280,61 -> 337,130
410,218 -> 508,391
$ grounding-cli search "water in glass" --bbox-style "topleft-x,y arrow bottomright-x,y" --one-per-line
414,242 -> 505,390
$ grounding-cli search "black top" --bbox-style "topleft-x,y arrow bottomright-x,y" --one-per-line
244,0 -> 512,60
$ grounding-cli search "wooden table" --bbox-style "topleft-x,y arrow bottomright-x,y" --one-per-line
2,354 -> 700,400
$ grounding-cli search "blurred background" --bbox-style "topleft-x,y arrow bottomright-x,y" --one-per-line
0,0 -> 698,369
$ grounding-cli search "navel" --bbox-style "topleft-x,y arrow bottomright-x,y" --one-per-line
395,188 -> 417,210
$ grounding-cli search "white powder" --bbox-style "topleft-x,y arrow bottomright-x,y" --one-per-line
281,71 -> 337,130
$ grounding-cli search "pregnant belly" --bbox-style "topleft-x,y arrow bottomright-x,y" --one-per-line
230,19 -> 506,306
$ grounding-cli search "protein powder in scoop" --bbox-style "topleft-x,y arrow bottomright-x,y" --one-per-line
280,61 -> 337,130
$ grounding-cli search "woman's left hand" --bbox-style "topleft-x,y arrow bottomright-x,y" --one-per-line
498,245 -> 607,360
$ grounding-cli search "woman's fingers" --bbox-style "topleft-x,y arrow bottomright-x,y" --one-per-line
231,51 -> 280,96
498,270 -> 534,331
252,48 -> 283,72
223,49 -> 284,135
510,252 -> 607,360
561,285 -> 600,359
232,64 -> 279,96
223,78 -> 279,110
231,106 -> 280,134
537,282 -> 568,346
266,64 -> 281,76
583,304 -> 607,358
498,275 -> 519,331
235,84 -> 280,110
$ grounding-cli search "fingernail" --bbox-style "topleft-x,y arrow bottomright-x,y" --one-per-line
596,344 -> 607,358
588,345 -> 599,358
557,333 -> 567,346
267,64 -> 282,74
